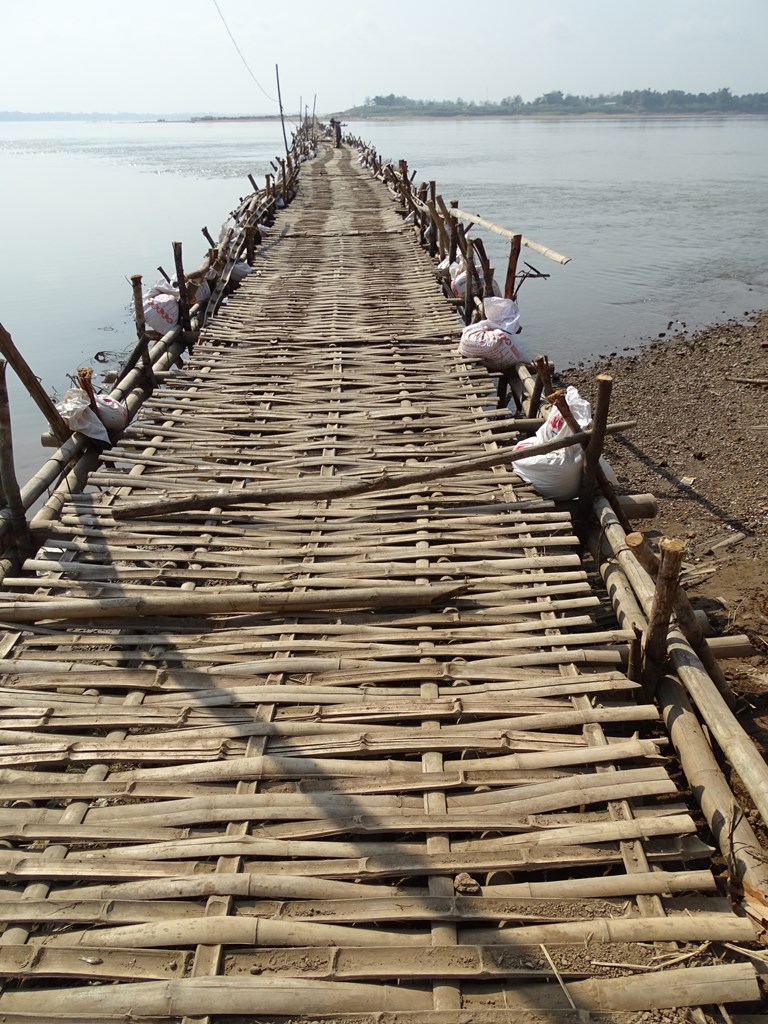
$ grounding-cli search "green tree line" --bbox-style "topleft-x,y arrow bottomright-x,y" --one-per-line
345,88 -> 768,117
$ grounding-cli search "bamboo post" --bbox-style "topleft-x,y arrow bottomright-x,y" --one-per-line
275,64 -> 290,162
0,323 -> 71,445
172,242 -> 192,334
245,226 -> 256,265
626,532 -> 735,707
549,387 -> 632,532
472,238 -> 495,297
526,356 -> 548,419
642,537 -> 686,698
463,237 -> 475,325
448,200 -> 459,263
247,173 -> 258,193
156,265 -> 171,283
278,158 -> 287,205
0,361 -> 32,564
579,373 -> 612,508
504,234 -> 522,299
129,274 -> 156,388
201,226 -> 217,248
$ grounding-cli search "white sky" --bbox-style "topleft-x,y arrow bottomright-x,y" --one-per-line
2,0 -> 767,116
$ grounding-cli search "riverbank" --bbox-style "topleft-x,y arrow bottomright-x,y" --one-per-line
563,311 -> 768,791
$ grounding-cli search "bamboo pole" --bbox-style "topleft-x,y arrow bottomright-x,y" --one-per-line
626,531 -> 734,707
504,234 -> 522,299
0,581 -> 465,624
449,208 -> 571,264
128,274 -> 156,387
113,418 -> 636,519
592,495 -> 768,837
0,322 -> 70,445
641,537 -> 686,697
172,242 -> 192,333
0,362 -> 31,564
579,373 -> 612,508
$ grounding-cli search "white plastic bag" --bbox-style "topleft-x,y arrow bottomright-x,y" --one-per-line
56,389 -> 129,444
512,386 -> 592,499
457,297 -> 529,371
143,282 -> 179,335
230,262 -> 252,283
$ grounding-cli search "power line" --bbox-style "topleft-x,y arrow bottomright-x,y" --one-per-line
211,0 -> 276,103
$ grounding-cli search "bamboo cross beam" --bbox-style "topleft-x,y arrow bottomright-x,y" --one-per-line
113,419 -> 636,520
0,582 -> 467,624
448,209 -> 571,265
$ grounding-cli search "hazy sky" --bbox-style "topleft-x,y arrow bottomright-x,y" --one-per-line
3,0 -> 766,116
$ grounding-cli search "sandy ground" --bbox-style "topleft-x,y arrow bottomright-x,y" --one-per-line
562,311 -> 768,824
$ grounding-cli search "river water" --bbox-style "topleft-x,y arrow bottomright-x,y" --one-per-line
2,116 -> 768,483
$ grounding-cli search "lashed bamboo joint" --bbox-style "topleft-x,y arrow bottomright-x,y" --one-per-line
0,124 -> 763,1022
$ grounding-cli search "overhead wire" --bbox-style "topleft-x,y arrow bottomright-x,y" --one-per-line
211,0 -> 277,103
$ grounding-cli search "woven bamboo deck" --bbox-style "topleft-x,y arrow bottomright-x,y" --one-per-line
0,144 -> 762,1021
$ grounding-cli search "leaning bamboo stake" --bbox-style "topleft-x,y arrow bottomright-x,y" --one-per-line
0,581 -> 465,624
0,322 -> 70,445
114,418 -> 636,519
641,537 -> 686,698
626,531 -> 735,707
0,363 -> 31,564
172,242 -> 192,333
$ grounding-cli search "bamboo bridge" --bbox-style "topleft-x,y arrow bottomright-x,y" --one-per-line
0,133 -> 765,1022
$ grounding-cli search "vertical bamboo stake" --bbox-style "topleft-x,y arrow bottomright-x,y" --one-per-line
201,226 -> 217,248
580,373 -> 613,507
0,323 -> 71,445
278,158 -> 287,205
626,532 -> 735,708
472,238 -> 495,298
275,64 -> 290,163
504,234 -> 522,300
527,356 -> 548,419
448,201 -> 459,264
172,243 -> 192,333
0,361 -> 32,563
463,238 -> 475,326
245,226 -> 256,265
247,174 -> 258,193
265,174 -> 272,199
129,275 -> 156,387
642,537 -> 686,699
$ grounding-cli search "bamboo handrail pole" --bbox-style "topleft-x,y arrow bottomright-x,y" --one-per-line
626,532 -> 735,707
449,207 -> 571,265
0,323 -> 71,445
113,419 -> 636,520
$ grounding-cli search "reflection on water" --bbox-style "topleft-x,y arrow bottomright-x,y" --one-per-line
1,116 -> 768,481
